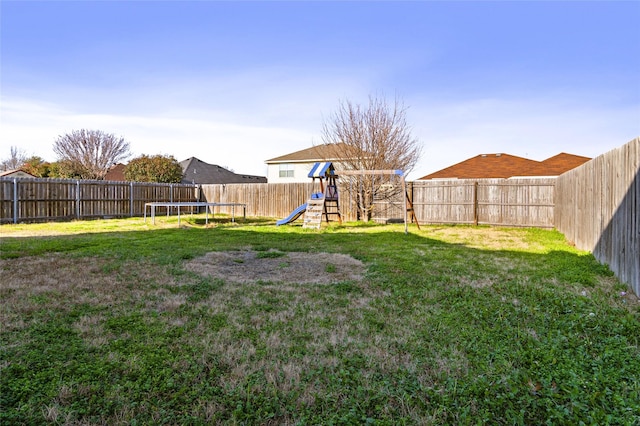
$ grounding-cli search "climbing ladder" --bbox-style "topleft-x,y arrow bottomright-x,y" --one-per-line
302,162 -> 342,229
322,171 -> 341,224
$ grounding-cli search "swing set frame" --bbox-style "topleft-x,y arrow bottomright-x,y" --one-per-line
338,169 -> 420,234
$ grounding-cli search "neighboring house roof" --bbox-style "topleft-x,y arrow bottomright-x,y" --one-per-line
419,152 -> 591,180
419,154 -> 541,179
539,153 -> 592,175
0,169 -> 37,178
265,143 -> 353,164
180,157 -> 266,184
104,163 -> 126,181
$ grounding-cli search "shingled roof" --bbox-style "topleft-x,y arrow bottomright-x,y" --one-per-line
104,163 -> 126,181
180,157 -> 266,184
265,143 -> 353,163
539,153 -> 592,175
419,152 -> 591,180
0,169 -> 37,178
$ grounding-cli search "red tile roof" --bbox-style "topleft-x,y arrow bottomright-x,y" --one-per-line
419,152 -> 591,180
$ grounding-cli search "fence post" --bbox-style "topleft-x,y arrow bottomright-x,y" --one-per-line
170,184 -> 174,203
12,178 -> 18,224
130,182 -> 134,217
473,181 -> 479,226
76,180 -> 80,219
401,176 -> 408,234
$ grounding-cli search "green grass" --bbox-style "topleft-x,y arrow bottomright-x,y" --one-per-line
1,215 -> 638,424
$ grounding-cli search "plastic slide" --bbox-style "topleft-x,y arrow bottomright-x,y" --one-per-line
276,203 -> 307,226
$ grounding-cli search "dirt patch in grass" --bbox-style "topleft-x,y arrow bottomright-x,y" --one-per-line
184,250 -> 366,284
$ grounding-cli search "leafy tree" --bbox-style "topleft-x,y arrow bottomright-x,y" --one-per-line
321,94 -> 422,220
53,129 -> 131,179
0,146 -> 27,171
48,160 -> 86,179
21,156 -> 51,177
124,154 -> 184,183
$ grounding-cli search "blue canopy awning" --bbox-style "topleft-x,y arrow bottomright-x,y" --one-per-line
308,162 -> 335,178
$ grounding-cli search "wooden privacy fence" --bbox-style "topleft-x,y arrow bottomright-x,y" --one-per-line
200,182 -> 316,219
1,177 -> 556,228
200,178 -> 556,227
412,178 -> 556,228
555,137 -> 639,296
0,178 -> 198,223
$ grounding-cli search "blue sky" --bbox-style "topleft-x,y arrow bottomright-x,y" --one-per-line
1,1 -> 638,179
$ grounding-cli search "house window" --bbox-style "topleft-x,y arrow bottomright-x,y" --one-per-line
279,164 -> 294,178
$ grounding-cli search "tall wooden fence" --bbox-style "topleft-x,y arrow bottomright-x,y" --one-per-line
0,178 -> 198,223
200,182 -> 316,219
411,178 -> 556,228
555,137 -> 639,296
200,178 -> 556,227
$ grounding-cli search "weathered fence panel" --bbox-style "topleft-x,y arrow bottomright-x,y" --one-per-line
411,178 -> 556,228
556,137 -> 639,296
479,179 -> 556,228
0,178 -> 198,223
21,179 -> 73,221
411,180 -> 476,224
200,182 -> 316,219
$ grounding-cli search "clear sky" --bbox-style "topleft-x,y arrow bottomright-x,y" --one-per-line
1,1 -> 639,179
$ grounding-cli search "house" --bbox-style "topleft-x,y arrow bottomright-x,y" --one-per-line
100,158 -> 266,184
0,169 -> 37,179
265,143 -> 353,183
104,163 -> 126,181
179,157 -> 266,185
538,153 -> 592,176
418,152 -> 591,180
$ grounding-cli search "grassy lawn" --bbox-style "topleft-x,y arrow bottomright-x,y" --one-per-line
1,215 -> 639,425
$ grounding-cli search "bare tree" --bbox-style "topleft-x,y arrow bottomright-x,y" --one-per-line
0,146 -> 28,171
53,129 -> 131,179
321,95 -> 422,220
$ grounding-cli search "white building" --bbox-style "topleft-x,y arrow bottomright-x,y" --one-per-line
265,143 -> 353,183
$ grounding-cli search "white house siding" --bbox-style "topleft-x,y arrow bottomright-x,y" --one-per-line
267,162 -> 317,183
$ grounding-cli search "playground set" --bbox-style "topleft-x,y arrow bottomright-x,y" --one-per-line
276,162 -> 420,232
276,162 -> 341,229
